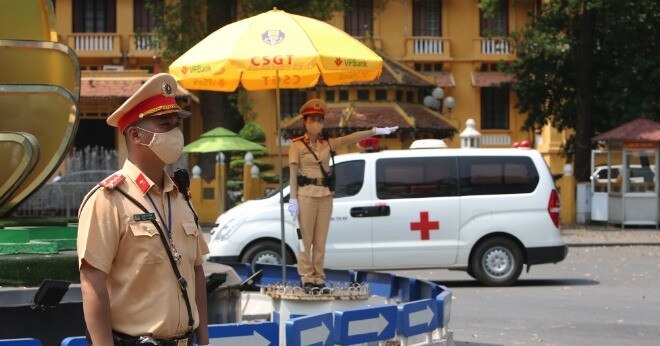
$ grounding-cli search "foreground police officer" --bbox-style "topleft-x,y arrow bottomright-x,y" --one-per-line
77,73 -> 209,346
288,99 -> 397,292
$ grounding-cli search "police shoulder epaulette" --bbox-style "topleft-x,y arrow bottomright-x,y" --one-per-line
99,173 -> 125,190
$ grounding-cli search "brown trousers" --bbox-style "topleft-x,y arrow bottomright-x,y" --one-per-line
296,194 -> 333,285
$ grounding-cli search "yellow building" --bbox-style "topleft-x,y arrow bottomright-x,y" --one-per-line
52,0 -> 566,175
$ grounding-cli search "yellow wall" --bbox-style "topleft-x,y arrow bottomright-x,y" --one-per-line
55,0 -> 565,177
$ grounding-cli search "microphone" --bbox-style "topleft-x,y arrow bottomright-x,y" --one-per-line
173,169 -> 190,197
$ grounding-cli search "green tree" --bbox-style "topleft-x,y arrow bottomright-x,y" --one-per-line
147,0 -> 345,178
482,0 -> 660,181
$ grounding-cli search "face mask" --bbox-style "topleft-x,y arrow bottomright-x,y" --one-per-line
136,127 -> 184,164
306,122 -> 323,136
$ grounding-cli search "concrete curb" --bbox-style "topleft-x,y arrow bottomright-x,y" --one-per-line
565,242 -> 660,247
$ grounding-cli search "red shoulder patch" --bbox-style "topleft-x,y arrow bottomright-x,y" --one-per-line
99,174 -> 125,190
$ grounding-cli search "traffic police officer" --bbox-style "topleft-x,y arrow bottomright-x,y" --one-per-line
77,73 -> 210,346
288,98 -> 398,291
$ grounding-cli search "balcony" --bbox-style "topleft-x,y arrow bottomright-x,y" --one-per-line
403,36 -> 452,61
481,132 -> 512,146
474,37 -> 515,61
67,33 -> 122,58
127,33 -> 161,58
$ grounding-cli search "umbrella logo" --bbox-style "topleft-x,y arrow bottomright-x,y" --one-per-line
262,30 -> 285,45
181,66 -> 189,75
335,57 -> 343,66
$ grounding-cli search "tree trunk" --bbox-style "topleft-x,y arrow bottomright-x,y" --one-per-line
574,5 -> 597,182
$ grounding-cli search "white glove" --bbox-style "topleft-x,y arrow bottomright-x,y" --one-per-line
373,126 -> 399,135
288,198 -> 299,217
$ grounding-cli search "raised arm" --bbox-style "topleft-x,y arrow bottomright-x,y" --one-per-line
331,127 -> 399,148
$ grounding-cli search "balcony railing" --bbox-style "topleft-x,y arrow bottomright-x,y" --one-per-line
128,33 -> 161,57
481,132 -> 512,146
403,37 -> 451,61
474,37 -> 514,61
67,33 -> 122,58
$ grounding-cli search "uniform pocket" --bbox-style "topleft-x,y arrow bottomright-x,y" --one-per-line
128,221 -> 165,264
182,220 -> 200,262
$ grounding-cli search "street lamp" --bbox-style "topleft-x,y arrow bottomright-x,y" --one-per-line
423,87 -> 455,115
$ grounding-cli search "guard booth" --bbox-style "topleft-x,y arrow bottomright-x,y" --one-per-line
592,119 -> 660,227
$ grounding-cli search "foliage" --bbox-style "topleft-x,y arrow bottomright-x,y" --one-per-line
238,122 -> 266,143
145,0 -> 207,64
500,0 -> 660,180
260,172 -> 280,184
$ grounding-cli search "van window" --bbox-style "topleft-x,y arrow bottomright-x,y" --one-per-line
459,156 -> 539,196
376,157 -> 458,199
333,160 -> 366,198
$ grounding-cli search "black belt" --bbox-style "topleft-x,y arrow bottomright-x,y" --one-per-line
298,175 -> 328,187
111,331 -> 193,346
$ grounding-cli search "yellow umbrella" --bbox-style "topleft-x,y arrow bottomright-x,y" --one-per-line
169,9 -> 382,91
169,9 -> 383,280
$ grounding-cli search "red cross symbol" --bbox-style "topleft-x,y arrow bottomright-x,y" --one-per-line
410,211 -> 439,240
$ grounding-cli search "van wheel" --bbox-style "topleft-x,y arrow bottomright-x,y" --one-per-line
470,238 -> 523,287
241,241 -> 293,269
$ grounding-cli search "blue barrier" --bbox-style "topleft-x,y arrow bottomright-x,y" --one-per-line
223,262 -> 253,282
334,304 -> 398,345
0,340 -> 43,346
255,263 -> 301,286
393,275 -> 420,302
286,313 -> 333,346
208,321 -> 278,345
436,288 -> 452,328
397,298 -> 438,337
355,271 -> 396,298
60,337 -> 87,346
4,267 -> 452,345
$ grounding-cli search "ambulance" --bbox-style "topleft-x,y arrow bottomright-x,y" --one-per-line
207,141 -> 568,286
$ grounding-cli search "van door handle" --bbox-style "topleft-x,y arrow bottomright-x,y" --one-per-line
350,206 -> 390,217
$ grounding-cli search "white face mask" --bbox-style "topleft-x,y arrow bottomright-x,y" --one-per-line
136,127 -> 184,164
306,122 -> 323,136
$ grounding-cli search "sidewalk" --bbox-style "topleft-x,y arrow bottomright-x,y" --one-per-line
561,224 -> 660,247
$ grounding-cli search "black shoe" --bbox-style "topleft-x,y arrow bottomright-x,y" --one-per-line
303,283 -> 315,294
315,282 -> 326,289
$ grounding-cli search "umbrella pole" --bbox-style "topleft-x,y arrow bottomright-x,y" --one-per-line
275,70 -> 287,285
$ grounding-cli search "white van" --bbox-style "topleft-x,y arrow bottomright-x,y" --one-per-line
207,144 -> 567,286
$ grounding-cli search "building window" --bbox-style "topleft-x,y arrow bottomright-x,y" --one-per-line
344,0 -> 373,36
406,90 -> 414,103
134,0 -> 160,33
72,0 -> 116,32
279,90 -> 306,120
375,89 -> 387,101
481,87 -> 509,129
325,90 -> 336,102
357,89 -> 370,101
339,90 -> 349,101
396,90 -> 404,101
413,0 -> 441,36
480,0 -> 508,36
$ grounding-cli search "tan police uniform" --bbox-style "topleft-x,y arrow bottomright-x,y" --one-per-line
78,160 -> 209,338
77,73 -> 208,342
289,99 -> 377,286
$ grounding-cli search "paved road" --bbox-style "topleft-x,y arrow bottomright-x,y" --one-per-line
394,245 -> 660,346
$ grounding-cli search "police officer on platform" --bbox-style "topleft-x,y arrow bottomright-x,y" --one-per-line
77,73 -> 209,346
288,98 -> 398,292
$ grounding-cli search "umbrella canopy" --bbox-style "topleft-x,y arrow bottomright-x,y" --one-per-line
183,127 -> 266,153
169,9 -> 383,91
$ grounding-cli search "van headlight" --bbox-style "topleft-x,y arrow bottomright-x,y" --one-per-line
215,214 -> 248,241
